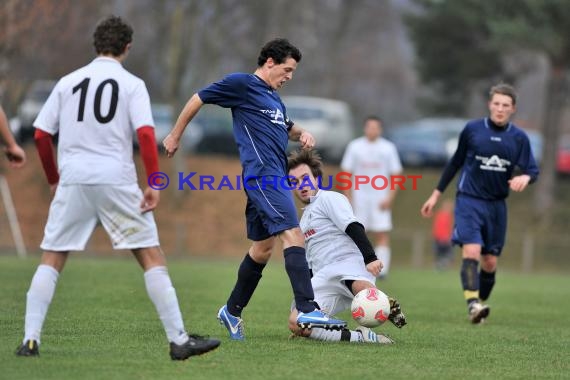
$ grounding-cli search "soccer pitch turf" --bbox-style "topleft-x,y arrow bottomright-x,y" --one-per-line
1,256 -> 568,380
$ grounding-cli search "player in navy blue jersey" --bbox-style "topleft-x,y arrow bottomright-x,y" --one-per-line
163,38 -> 346,340
421,83 -> 539,324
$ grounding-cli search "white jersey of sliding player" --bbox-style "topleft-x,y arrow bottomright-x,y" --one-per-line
34,56 -> 154,185
300,189 -> 366,273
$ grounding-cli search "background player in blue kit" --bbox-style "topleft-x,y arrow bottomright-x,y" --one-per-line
163,38 -> 346,340
420,83 -> 539,324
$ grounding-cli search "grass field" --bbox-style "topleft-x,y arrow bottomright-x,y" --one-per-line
1,256 -> 568,380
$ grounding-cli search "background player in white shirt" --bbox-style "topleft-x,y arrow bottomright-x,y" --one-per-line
287,149 -> 406,344
15,16 -> 219,360
340,116 -> 402,277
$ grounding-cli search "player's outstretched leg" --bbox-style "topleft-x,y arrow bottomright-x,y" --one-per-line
169,334 -> 221,360
217,305 -> 245,340
355,326 -> 394,344
15,340 -> 39,357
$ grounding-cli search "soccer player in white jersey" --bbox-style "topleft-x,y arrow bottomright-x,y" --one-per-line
287,149 -> 407,344
340,116 -> 402,277
15,16 -> 220,360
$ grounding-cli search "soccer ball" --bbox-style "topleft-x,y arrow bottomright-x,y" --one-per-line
351,288 -> 391,328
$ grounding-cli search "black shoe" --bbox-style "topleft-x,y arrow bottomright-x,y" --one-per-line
468,302 -> 490,324
169,334 -> 221,360
388,297 -> 407,328
16,340 -> 39,357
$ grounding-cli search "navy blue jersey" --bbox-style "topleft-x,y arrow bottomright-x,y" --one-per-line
437,118 -> 539,200
198,73 -> 294,178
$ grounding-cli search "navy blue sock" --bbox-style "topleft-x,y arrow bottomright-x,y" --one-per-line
479,269 -> 496,301
227,253 -> 266,317
460,258 -> 480,306
284,246 -> 316,313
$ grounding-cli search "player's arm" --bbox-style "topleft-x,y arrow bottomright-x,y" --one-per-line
34,128 -> 59,191
509,135 -> 539,192
137,126 -> 160,212
288,123 -> 315,149
0,105 -> 26,167
421,128 -> 468,217
163,93 -> 204,158
345,222 -> 382,277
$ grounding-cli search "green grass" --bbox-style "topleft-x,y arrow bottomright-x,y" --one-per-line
1,256 -> 568,380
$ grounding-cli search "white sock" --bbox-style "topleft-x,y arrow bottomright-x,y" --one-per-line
24,264 -> 59,344
144,266 -> 188,345
376,246 -> 391,277
308,329 -> 363,342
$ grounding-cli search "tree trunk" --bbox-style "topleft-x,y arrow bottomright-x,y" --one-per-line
533,66 -> 568,227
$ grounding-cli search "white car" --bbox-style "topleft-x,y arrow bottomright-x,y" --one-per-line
282,96 -> 355,163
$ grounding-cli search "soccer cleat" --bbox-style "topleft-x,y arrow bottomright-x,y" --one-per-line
15,340 -> 39,357
468,302 -> 490,324
388,297 -> 407,328
355,326 -> 394,344
217,305 -> 245,340
296,309 -> 347,330
169,334 -> 220,360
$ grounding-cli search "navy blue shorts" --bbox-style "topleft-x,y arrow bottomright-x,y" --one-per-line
452,193 -> 507,256
244,176 -> 299,241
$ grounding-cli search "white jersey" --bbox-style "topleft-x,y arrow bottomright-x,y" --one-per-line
340,136 -> 402,197
34,57 -> 154,185
300,189 -> 364,273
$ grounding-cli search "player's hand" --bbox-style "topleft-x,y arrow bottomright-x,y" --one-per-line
379,198 -> 392,210
421,190 -> 441,217
299,131 -> 315,150
366,259 -> 383,277
49,183 -> 58,196
162,133 -> 179,158
4,144 -> 26,168
509,174 -> 531,192
141,187 -> 160,212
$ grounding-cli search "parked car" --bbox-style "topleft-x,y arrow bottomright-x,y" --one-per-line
17,80 -> 56,142
282,96 -> 355,163
385,118 -> 468,167
189,104 -> 237,155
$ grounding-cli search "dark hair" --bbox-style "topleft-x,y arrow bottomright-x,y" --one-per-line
364,115 -> 383,125
287,149 -> 323,179
257,38 -> 302,66
489,83 -> 517,105
93,16 -> 133,56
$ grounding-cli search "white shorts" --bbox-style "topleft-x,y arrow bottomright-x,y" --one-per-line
41,184 -> 160,251
293,258 -> 376,316
352,193 -> 392,232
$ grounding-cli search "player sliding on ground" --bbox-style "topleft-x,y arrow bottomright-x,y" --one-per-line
287,149 -> 407,343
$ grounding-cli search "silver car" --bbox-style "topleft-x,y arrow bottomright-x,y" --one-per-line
282,96 -> 355,163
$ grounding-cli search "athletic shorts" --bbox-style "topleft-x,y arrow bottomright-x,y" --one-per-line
352,192 -> 392,232
41,184 -> 160,251
292,258 -> 376,316
244,176 -> 299,241
452,193 -> 507,256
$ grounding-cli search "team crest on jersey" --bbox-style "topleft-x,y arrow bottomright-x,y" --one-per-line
260,108 -> 286,126
476,155 -> 511,172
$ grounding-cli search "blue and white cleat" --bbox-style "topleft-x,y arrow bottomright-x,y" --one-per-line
217,305 -> 245,340
296,309 -> 347,330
